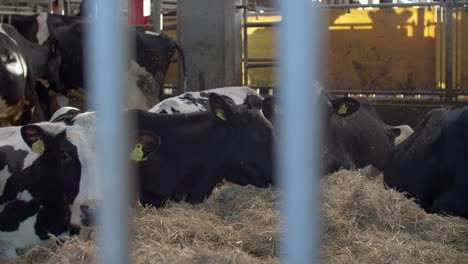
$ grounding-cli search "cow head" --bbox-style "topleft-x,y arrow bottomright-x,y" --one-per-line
19,124 -> 81,233
63,112 -> 99,228
44,38 -> 65,94
209,93 -> 275,187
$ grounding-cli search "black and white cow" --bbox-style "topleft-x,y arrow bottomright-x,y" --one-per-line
261,83 -> 408,175
0,122 -> 82,261
63,93 -> 275,227
384,104 -> 468,219
149,86 -> 261,114
7,13 -> 184,111
131,93 -> 274,208
0,23 -> 61,126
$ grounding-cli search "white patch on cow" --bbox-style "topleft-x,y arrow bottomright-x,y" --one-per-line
126,60 -> 157,110
64,112 -> 100,226
0,51 -> 27,77
149,86 -> 260,114
16,190 -> 33,202
35,12 -> 49,45
50,106 -> 80,122
0,243 -> 18,261
0,24 -> 27,78
393,125 -> 414,145
144,30 -> 160,36
0,166 -> 11,195
55,95 -> 70,108
0,213 -> 42,257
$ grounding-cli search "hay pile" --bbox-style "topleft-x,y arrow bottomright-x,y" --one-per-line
7,170 -> 467,264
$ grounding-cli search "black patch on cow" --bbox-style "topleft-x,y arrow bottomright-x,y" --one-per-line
170,107 -> 180,114
0,146 -> 28,175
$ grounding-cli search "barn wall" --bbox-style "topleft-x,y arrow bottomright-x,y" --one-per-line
162,7 -> 467,94
246,8 -> 442,92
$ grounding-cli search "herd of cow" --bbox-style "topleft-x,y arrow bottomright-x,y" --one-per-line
0,10 -> 467,262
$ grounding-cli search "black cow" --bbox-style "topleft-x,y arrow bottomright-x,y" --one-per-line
6,13 -> 185,110
262,86 -> 402,175
0,23 -> 61,126
0,123 -> 81,261
384,104 -> 468,219
128,93 -> 274,208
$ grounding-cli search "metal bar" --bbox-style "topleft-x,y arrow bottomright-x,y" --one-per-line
245,63 -> 279,68
243,58 -> 278,62
152,0 -> 162,32
445,0 -> 453,102
278,0 -> 319,263
58,0 -> 64,15
0,11 -> 37,15
243,0 -> 249,85
85,0 -> 130,263
244,21 -> 280,28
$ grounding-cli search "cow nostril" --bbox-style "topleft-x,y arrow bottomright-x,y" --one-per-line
80,205 -> 90,214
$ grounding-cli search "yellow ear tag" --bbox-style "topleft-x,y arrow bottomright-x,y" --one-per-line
31,140 -> 45,154
37,78 -> 50,88
129,144 -> 147,162
216,110 -> 227,120
338,103 -> 348,115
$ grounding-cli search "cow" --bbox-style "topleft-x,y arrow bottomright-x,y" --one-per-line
63,93 -> 275,227
149,86 -> 261,114
6,13 -> 185,112
261,83 -> 406,175
0,122 -> 82,261
0,23 -> 61,126
130,93 -> 274,208
384,104 -> 468,219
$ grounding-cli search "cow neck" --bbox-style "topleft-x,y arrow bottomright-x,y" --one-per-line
26,44 -> 49,78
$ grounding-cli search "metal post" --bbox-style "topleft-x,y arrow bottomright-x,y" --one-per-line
242,0 -> 249,86
152,0 -> 162,32
445,0 -> 453,102
85,0 -> 130,263
58,0 -> 65,15
277,0 -> 320,263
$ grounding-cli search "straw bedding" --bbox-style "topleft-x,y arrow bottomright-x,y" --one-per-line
6,170 -> 467,264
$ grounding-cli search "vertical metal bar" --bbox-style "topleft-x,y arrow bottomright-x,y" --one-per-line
85,0 -> 130,263
277,0 -> 319,263
152,0 -> 162,32
445,0 -> 453,102
58,0 -> 65,15
242,0 -> 249,86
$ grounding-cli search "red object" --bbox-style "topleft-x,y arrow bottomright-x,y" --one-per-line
128,0 -> 144,24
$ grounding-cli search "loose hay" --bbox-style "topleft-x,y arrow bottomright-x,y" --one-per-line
7,171 -> 467,264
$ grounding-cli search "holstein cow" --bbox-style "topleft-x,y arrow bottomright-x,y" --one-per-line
261,84 -> 407,175
0,122 -> 82,261
0,23 -> 61,126
57,93 -> 275,227
7,13 -> 185,111
149,86 -> 261,114
384,104 -> 468,219
129,93 -> 274,208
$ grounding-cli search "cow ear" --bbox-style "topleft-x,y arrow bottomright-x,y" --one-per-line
209,93 -> 233,121
244,95 -> 263,110
21,125 -> 46,154
129,131 -> 160,162
331,97 -> 360,117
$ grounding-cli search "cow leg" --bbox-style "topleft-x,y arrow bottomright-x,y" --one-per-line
0,244 -> 18,261
35,82 -> 51,120
185,171 -> 220,204
429,188 -> 468,219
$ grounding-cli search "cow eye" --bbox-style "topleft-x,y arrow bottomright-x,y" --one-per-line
60,151 -> 70,161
